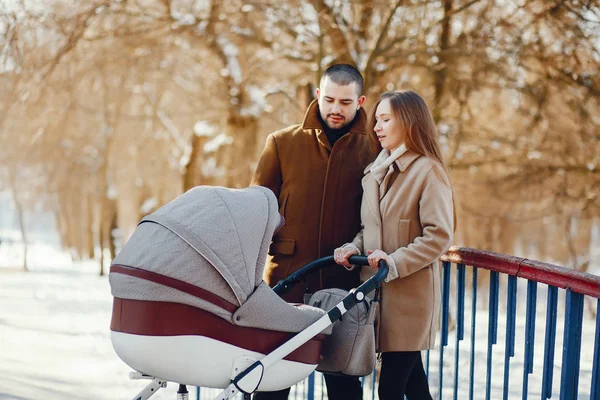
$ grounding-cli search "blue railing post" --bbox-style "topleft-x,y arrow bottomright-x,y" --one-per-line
439,261 -> 452,400
592,299 -> 600,400
371,367 -> 376,400
486,271 -> 500,400
542,285 -> 558,399
502,275 -> 518,400
522,280 -> 537,400
469,267 -> 478,400
307,372 -> 314,400
559,289 -> 584,400
453,263 -> 466,400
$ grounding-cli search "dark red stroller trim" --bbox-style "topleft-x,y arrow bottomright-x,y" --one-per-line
111,298 -> 325,365
111,264 -> 238,312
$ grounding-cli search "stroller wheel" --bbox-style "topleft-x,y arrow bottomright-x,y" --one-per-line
176,384 -> 188,400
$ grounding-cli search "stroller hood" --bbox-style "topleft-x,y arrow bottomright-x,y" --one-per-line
112,185 -> 281,306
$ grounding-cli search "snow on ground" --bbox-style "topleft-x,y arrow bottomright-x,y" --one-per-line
0,239 -> 597,399
0,240 -> 73,271
0,255 -> 181,399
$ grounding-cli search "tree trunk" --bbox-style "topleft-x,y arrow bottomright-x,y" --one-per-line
310,0 -> 352,65
298,83 -> 315,110
99,214 -> 105,277
183,134 -> 210,191
98,196 -> 117,276
14,192 -> 28,272
221,110 -> 259,188
8,170 -> 28,272
86,192 -> 95,259
497,218 -> 518,255
18,208 -> 28,272
59,188 -> 81,261
433,0 -> 453,124
109,209 -> 118,261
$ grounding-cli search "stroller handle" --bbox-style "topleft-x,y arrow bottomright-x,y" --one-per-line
272,255 -> 388,297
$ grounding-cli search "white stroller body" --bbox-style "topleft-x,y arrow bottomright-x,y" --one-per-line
109,186 -> 388,400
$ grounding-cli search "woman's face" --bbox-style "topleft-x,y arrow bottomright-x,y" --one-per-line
374,98 -> 405,151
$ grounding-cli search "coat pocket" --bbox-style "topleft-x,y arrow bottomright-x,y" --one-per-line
268,238 -> 296,255
398,219 -> 411,247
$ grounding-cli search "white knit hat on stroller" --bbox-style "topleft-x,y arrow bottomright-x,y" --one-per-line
109,186 -> 388,400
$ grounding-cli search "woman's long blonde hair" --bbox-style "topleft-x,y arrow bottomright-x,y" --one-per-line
368,90 -> 458,231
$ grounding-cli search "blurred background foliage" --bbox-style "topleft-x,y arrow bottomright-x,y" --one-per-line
0,0 -> 599,276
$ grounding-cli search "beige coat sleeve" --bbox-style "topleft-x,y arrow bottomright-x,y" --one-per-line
251,134 -> 282,198
351,228 -> 364,253
390,168 -> 454,279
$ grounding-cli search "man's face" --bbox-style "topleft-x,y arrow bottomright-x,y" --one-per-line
316,77 -> 366,130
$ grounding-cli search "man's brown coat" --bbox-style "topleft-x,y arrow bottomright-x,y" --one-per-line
252,100 -> 373,301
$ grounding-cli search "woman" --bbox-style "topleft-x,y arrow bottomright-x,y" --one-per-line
334,91 -> 456,399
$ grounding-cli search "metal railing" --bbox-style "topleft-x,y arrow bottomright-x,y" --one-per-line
197,247 -> 600,400
437,247 -> 600,400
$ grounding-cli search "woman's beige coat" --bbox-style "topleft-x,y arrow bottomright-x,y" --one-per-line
351,150 -> 454,352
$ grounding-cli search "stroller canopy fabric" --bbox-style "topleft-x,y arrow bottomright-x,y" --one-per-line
142,185 -> 281,305
111,185 -> 281,308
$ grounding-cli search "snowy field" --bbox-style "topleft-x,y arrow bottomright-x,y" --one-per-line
0,247 -> 182,400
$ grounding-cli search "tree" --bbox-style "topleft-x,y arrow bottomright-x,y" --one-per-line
1,0 -> 599,275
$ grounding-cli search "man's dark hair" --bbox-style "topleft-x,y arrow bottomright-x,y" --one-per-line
321,64 -> 364,96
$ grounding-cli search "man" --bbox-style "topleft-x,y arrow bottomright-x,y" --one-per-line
251,64 -> 374,400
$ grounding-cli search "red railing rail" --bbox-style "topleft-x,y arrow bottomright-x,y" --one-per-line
441,246 -> 600,298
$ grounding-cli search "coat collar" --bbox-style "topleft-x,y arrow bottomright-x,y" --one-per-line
362,150 -> 422,224
363,149 -> 422,174
394,150 -> 422,172
369,144 -> 407,184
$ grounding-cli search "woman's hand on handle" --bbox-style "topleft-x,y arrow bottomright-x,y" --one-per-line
367,249 -> 390,270
334,246 -> 359,269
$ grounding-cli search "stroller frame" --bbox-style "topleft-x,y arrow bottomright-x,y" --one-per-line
125,255 -> 388,400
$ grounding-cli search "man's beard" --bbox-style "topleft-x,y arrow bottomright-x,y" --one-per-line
323,112 -> 354,129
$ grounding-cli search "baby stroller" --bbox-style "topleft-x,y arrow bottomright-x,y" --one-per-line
109,186 -> 388,400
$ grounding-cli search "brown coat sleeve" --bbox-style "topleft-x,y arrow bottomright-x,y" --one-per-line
251,134 -> 282,198
390,167 -> 454,278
